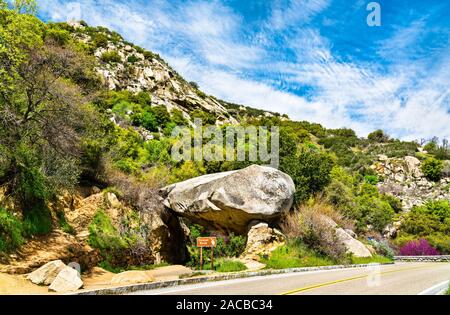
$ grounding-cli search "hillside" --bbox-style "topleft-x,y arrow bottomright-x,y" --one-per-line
0,2 -> 449,292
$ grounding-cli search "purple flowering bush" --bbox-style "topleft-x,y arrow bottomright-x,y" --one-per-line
399,239 -> 440,256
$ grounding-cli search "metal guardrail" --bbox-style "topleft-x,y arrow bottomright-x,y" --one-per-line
394,255 -> 450,262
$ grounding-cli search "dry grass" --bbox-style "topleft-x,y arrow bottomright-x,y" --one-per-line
280,198 -> 354,261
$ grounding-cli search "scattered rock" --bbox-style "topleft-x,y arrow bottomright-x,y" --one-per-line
48,266 -> 83,292
27,260 -> 66,285
105,192 -> 121,208
322,217 -> 372,258
335,228 -> 372,258
161,165 -> 295,234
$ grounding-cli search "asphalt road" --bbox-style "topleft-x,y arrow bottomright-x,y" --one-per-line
129,262 -> 450,295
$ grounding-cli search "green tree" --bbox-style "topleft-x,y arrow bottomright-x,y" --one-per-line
368,129 -> 390,143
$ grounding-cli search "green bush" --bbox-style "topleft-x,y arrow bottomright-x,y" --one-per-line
0,207 -> 24,253
92,33 -> 108,48
421,157 -> 443,181
57,211 -> 75,235
127,54 -> 141,64
88,209 -> 127,251
45,28 -> 70,45
152,105 -> 171,126
368,129 -> 389,143
190,109 -> 216,125
364,175 -> 379,185
143,51 -> 154,60
215,234 -> 246,258
101,51 -> 122,63
23,203 -> 53,236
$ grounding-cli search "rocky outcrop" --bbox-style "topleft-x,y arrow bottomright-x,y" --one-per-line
48,266 -> 83,292
27,260 -> 66,285
70,23 -> 239,127
160,165 -> 295,234
372,155 -> 450,211
241,222 -> 286,261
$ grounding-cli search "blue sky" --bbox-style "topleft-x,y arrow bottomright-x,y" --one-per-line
37,0 -> 450,140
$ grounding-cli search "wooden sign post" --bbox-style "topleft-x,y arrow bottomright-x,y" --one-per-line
197,237 -> 217,271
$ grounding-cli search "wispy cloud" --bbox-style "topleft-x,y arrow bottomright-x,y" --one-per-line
37,0 -> 450,140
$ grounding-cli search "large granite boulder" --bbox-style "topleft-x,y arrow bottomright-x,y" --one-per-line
160,165 -> 295,234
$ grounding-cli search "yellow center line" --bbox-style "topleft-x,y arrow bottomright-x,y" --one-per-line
280,264 -> 437,295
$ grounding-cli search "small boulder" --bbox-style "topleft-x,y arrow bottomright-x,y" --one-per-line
335,228 -> 372,258
48,266 -> 83,292
241,222 -> 286,261
105,192 -> 121,208
27,260 -> 66,286
321,216 -> 372,258
110,271 -> 155,285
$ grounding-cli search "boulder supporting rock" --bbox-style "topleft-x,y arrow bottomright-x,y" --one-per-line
160,165 -> 295,234
48,266 -> 83,292
241,222 -> 286,261
27,260 -> 66,286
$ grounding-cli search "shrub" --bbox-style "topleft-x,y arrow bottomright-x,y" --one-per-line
399,239 -> 440,256
92,33 -> 109,48
190,109 -> 216,125
215,234 -> 246,258
368,130 -> 389,143
152,105 -> 171,126
127,54 -> 141,64
45,28 -> 70,46
23,204 -> 53,236
134,111 -> 158,132
101,51 -> 121,63
368,239 -> 394,259
88,209 -> 127,251
421,157 -> 443,181
364,175 -> 379,185
0,207 -> 24,253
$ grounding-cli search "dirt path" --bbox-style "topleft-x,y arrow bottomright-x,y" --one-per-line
0,273 -> 50,295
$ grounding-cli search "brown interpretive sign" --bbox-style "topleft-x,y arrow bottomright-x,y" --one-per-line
197,237 -> 217,248
197,237 -> 218,271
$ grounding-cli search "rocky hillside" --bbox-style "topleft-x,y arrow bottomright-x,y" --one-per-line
67,21 -> 281,126
373,155 -> 450,211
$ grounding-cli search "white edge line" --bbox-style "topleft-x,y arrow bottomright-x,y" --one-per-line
130,266 -> 377,295
418,280 -> 449,295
